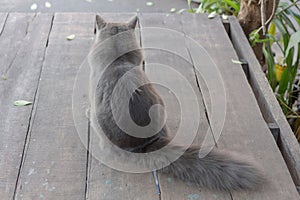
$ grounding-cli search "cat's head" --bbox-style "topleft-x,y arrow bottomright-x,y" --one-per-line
94,15 -> 138,43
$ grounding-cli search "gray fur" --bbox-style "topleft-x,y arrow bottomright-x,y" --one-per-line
147,138 -> 265,191
88,15 -> 265,191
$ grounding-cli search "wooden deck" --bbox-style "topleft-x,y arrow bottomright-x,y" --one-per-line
0,12 -> 299,199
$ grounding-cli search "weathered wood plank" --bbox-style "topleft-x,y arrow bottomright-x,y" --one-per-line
86,13 -> 158,200
1,12 -> 297,199
181,13 -> 299,199
0,13 -> 53,199
0,13 -> 37,75
14,13 -> 94,199
228,16 -> 300,193
139,13 -> 231,200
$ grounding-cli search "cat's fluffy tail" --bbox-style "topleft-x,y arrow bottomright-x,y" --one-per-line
146,137 -> 265,191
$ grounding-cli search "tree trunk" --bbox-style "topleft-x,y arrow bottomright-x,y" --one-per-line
238,0 -> 279,66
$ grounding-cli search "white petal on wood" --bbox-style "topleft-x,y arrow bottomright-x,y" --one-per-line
30,3 -> 38,11
45,2 -> 52,8
146,2 -> 154,6
66,34 -> 76,41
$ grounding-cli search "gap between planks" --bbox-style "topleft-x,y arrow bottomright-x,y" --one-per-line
0,13 -> 8,37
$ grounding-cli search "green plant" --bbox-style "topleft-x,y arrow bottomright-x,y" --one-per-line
187,0 -> 300,140
250,0 -> 300,140
187,0 -> 240,15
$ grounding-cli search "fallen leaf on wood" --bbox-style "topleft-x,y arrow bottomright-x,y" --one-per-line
231,59 -> 243,64
177,9 -> 186,14
66,34 -> 76,41
208,11 -> 217,19
14,100 -> 32,106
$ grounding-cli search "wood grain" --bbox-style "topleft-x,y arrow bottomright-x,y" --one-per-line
86,13 -> 158,200
14,13 -> 94,199
139,13 -> 231,200
181,13 -> 299,199
0,13 -> 53,199
229,16 -> 300,194
0,12 -> 298,200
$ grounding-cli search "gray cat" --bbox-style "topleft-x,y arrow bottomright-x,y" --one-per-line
88,15 -> 264,191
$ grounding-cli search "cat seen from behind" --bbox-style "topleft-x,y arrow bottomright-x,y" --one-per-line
88,14 -> 265,191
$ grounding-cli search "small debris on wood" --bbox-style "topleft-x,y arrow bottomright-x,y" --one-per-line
66,34 -> 76,41
146,2 -> 154,6
14,100 -> 33,106
177,9 -> 186,14
45,2 -> 52,8
30,3 -> 38,11
170,8 -> 177,13
208,11 -> 217,19
231,59 -> 243,64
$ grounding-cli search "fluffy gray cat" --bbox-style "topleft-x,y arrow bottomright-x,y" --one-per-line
88,14 -> 264,191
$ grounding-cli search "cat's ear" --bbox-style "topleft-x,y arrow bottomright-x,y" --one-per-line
128,16 -> 138,29
96,15 -> 106,30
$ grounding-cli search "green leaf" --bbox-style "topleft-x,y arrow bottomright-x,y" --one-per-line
198,0 -> 207,12
268,22 -> 276,37
266,34 -> 279,46
187,0 -> 195,12
278,2 -> 288,9
14,100 -> 32,106
273,18 -> 288,36
285,31 -> 300,58
286,10 -> 300,26
203,0 -> 220,11
273,18 -> 290,50
249,29 -> 260,46
195,4 -> 202,13
2,75 -> 7,80
223,0 -> 240,12
281,12 -> 296,31
187,0 -> 192,9
278,1 -> 300,23
278,66 -> 291,95
263,42 -> 277,90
